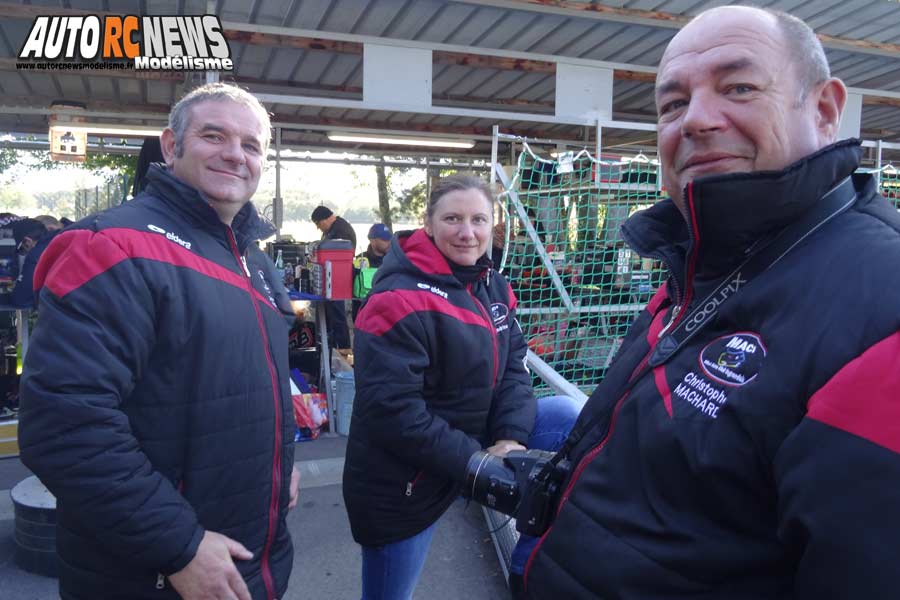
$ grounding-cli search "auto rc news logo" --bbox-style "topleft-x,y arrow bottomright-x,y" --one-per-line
17,15 -> 233,71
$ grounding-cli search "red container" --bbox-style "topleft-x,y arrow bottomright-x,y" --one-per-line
313,240 -> 354,299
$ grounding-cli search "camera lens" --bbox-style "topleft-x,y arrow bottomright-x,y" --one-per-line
463,451 -> 520,516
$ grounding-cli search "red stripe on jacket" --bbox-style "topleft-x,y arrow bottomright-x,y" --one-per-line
355,288 -> 490,337
807,331 -> 900,454
35,228 -> 276,309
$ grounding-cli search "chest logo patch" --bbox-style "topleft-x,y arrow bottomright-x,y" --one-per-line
490,302 -> 509,325
699,332 -> 766,386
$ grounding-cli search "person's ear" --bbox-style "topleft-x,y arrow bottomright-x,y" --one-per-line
160,128 -> 178,167
814,78 -> 847,144
424,217 -> 433,237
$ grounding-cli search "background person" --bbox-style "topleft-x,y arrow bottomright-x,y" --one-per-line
9,217 -> 56,309
19,82 -> 299,600
344,174 -> 579,599
310,205 -> 355,352
521,6 -> 900,599
352,223 -> 392,320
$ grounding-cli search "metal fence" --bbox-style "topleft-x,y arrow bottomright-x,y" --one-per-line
73,174 -> 130,219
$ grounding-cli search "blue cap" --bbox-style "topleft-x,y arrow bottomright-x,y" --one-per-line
368,223 -> 392,241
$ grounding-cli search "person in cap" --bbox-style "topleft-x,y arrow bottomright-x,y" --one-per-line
357,223 -> 392,270
310,205 -> 356,351
351,223 -> 393,320
310,205 -> 357,249
520,5 -> 900,599
19,82 -> 299,600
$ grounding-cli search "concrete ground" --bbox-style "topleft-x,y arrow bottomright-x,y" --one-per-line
0,435 -> 509,600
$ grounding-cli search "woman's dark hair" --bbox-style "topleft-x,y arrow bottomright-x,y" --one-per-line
426,174 -> 494,221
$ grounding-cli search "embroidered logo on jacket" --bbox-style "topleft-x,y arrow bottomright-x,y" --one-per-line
490,303 -> 510,333
416,282 -> 448,299
490,303 -> 509,325
147,223 -> 192,250
699,332 -> 766,386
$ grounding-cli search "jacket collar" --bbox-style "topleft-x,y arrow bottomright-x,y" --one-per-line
143,164 -> 275,251
375,229 -> 491,290
623,139 -> 863,281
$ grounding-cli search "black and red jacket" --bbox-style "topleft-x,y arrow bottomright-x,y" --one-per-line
343,229 -> 535,546
524,141 -> 900,599
19,165 -> 296,600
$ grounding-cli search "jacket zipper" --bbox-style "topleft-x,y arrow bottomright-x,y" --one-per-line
467,284 -> 499,387
156,573 -> 165,590
226,228 -> 282,600
524,184 -> 704,590
405,470 -> 425,497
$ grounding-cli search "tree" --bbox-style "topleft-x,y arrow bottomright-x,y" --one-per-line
375,162 -> 392,229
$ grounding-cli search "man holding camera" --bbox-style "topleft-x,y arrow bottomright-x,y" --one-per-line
519,6 -> 900,599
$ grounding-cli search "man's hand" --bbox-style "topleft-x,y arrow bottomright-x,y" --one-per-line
168,531 -> 252,600
288,464 -> 300,510
487,439 -> 526,457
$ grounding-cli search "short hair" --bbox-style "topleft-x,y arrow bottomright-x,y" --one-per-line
426,174 -> 494,221
34,215 -> 62,229
766,9 -> 831,103
310,205 -> 334,222
168,82 -> 271,157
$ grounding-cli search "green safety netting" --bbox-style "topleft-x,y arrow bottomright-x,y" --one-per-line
880,166 -> 900,209
496,143 -> 665,395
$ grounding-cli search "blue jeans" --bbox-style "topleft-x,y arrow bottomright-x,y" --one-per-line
360,395 -> 580,600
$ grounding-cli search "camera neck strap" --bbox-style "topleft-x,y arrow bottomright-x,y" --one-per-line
649,175 -> 857,367
541,176 -> 857,475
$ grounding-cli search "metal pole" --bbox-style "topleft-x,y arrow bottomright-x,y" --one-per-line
490,125 -> 499,188
594,120 -> 602,187
876,139 -> 883,187
205,0 -> 219,84
274,126 -> 283,237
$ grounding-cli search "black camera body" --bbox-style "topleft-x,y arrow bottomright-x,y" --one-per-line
463,448 -> 571,537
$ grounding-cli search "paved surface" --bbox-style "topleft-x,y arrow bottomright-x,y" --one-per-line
0,435 -> 509,600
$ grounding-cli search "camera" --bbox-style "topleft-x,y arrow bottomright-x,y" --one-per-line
463,448 -> 571,537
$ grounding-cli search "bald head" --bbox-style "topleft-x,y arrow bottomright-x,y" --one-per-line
654,5 -> 847,210
664,6 -> 829,104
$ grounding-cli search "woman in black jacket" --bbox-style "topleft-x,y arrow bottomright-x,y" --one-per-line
344,174 -> 579,599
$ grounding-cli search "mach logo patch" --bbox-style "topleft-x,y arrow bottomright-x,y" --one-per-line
18,15 -> 232,71
699,332 -> 766,386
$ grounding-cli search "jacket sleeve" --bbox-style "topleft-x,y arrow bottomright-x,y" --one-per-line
773,331 -> 900,599
353,290 -> 482,481
18,229 -> 203,575
488,301 -> 536,445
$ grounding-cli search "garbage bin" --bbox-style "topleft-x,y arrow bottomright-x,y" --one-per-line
11,475 -> 58,577
335,371 -> 355,436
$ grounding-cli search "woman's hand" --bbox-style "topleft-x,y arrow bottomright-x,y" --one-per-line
487,439 -> 526,457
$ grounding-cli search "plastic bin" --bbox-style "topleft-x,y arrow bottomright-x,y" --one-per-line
312,240 -> 354,299
335,371 -> 355,436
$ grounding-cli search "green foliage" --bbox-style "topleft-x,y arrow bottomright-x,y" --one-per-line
0,148 -> 18,175
83,152 -> 138,181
